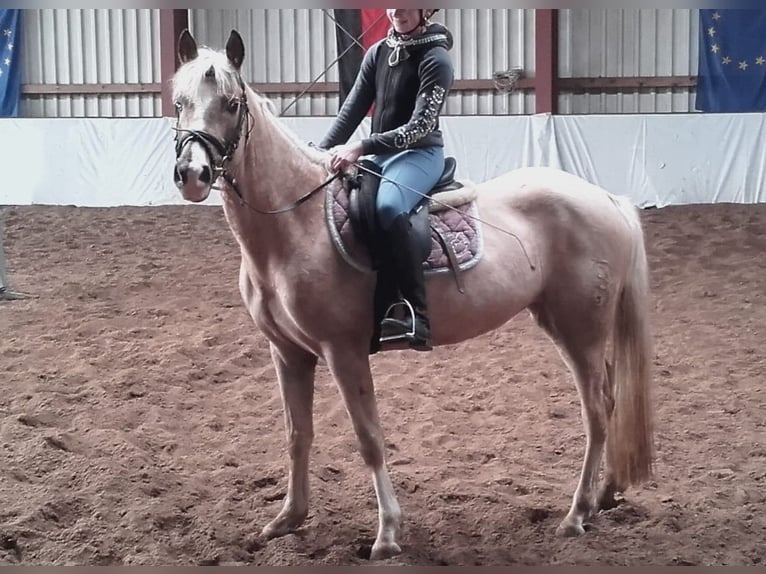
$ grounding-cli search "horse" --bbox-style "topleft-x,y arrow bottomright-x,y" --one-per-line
171,29 -> 654,561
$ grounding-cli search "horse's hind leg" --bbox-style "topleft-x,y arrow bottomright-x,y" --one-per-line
531,302 -> 612,537
557,348 -> 611,536
324,347 -> 402,560
262,341 -> 318,539
596,359 -> 622,511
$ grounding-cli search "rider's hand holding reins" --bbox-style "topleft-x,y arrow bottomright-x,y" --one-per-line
329,141 -> 365,172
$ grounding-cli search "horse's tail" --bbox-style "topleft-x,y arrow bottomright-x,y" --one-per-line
607,196 -> 655,489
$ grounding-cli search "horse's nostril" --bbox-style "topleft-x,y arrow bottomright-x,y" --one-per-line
174,165 -> 187,185
199,165 -> 212,185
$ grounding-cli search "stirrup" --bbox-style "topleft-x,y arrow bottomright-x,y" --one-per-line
379,298 -> 432,351
379,299 -> 417,343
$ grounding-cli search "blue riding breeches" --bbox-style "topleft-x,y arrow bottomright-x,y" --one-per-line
369,146 -> 445,231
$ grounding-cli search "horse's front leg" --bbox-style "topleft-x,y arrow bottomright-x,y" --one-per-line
261,341 -> 318,539
325,346 -> 402,561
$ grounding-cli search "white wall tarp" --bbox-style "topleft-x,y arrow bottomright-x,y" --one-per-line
1,113 -> 764,208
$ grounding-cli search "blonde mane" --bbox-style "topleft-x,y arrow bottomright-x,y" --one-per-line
249,89 -> 329,167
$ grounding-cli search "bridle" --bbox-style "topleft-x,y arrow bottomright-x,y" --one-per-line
172,72 -> 340,215
173,74 -> 252,199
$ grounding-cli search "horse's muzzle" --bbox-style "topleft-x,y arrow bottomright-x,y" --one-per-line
174,160 -> 212,202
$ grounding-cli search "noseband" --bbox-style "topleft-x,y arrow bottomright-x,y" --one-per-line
173,74 -> 251,196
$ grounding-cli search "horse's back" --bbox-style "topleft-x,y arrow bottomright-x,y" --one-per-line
479,165 -> 637,233
482,166 -> 613,205
475,166 -> 641,293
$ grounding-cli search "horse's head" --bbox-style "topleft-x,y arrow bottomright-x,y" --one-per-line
172,29 -> 249,203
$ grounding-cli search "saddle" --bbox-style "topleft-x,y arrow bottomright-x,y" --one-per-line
349,157 -> 464,266
326,156 -> 484,354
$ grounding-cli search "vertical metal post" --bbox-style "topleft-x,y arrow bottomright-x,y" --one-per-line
0,212 -> 7,292
160,9 -> 189,117
0,211 -> 29,301
535,9 -> 559,114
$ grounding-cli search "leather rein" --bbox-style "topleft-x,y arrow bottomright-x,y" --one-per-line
172,74 -> 340,215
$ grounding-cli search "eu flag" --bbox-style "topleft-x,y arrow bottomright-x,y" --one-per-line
0,10 -> 21,117
696,9 -> 766,113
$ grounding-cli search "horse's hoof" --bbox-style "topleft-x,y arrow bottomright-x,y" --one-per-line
597,482 -> 623,511
556,521 -> 586,537
261,513 -> 306,539
598,493 -> 621,511
261,522 -> 286,540
370,540 -> 402,561
597,489 -> 623,511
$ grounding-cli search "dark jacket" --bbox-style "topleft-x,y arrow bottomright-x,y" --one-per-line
320,23 -> 454,156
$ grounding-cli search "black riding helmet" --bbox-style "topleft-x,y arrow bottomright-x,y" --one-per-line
391,9 -> 441,35
421,8 -> 439,25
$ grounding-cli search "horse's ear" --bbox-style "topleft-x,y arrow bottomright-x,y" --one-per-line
178,28 -> 198,64
226,30 -> 245,70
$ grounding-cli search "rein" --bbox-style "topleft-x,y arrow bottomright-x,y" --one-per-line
170,23 -> 533,271
227,171 -> 342,216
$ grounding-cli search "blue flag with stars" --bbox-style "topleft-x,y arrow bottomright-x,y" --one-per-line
696,9 -> 766,113
0,10 -> 21,117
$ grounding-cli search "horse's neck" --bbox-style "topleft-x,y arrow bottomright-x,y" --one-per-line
221,97 -> 328,273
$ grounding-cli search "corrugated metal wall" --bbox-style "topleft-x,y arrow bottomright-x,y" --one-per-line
559,9 -> 699,113
442,9 -> 535,116
21,9 -> 161,118
189,9 -> 339,117
189,9 -> 537,116
18,9 -> 703,118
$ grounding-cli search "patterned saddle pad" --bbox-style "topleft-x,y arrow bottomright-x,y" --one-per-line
324,183 -> 484,277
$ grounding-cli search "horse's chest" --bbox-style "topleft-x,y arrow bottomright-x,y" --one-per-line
245,279 -> 309,343
245,281 -> 279,321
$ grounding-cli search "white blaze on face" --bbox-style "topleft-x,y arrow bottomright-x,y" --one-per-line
175,84 -> 220,202
182,142 -> 213,196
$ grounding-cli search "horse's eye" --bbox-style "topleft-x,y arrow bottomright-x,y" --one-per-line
227,98 -> 240,113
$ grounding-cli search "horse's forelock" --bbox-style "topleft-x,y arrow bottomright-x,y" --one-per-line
173,48 -> 241,101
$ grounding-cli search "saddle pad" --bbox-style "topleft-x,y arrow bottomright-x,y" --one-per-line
325,186 -> 484,276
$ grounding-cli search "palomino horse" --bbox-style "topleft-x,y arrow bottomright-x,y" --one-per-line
171,30 -> 654,560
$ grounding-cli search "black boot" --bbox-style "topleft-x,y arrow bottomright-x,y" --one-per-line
379,213 -> 432,351
350,159 -> 384,269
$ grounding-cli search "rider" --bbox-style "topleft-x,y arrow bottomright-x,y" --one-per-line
320,8 -> 455,351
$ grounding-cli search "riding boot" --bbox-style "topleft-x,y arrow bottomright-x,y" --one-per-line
379,213 -> 432,351
351,159 -> 384,269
